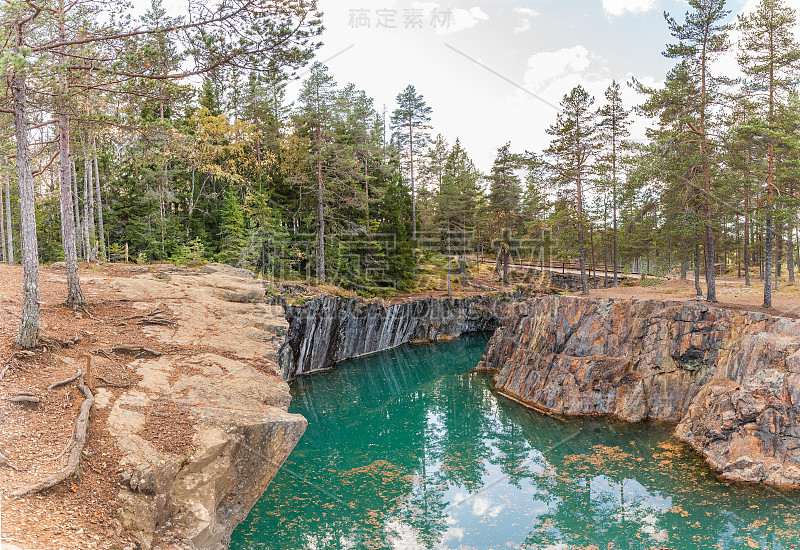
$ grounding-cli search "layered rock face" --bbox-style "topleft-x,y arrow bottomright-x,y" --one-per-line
106,264 -> 306,548
480,295 -> 800,487
279,293 -> 519,380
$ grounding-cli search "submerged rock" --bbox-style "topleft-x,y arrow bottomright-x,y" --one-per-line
480,295 -> 800,487
279,293 -> 522,380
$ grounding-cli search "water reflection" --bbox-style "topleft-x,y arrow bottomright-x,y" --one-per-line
231,333 -> 800,550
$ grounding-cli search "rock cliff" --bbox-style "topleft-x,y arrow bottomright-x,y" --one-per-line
279,293 -> 521,380
480,295 -> 800,487
102,265 -> 307,549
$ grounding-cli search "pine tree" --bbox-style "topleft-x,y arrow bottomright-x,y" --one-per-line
436,139 -> 480,290
737,0 -> 800,306
487,143 -> 523,240
296,63 -> 337,282
546,86 -> 598,295
597,81 -> 631,287
390,85 -> 432,240
663,0 -> 732,302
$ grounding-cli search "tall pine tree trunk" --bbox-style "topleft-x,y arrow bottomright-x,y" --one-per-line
57,7 -> 85,306
788,182 -> 795,284
93,143 -> 106,261
86,157 -> 96,261
700,49 -> 716,302
612,155 -> 618,287
694,240 -> 702,297
408,123 -> 416,240
11,30 -> 40,348
317,157 -> 325,282
764,207 -> 773,308
764,133 -> 775,306
0,169 -> 6,263
744,196 -> 750,287
577,169 -> 588,295
72,159 -> 82,261
4,176 -> 12,265
58,115 -> 85,306
83,159 -> 91,262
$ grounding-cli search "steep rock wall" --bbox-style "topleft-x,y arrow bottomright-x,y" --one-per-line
279,293 -> 521,380
480,295 -> 800,487
106,265 -> 306,549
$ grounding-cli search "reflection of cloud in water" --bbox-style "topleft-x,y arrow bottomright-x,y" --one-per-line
589,475 -> 672,515
385,519 -> 426,550
640,513 -> 668,543
471,495 -> 503,517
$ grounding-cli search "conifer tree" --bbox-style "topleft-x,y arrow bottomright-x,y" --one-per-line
546,86 -> 598,295
663,0 -> 732,302
738,0 -> 800,306
390,85 -> 432,240
597,81 -> 631,287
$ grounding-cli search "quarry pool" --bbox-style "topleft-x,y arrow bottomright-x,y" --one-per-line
230,333 -> 800,550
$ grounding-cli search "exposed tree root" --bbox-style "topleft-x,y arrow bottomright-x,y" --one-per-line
41,424 -> 76,462
0,450 -> 20,471
47,371 -> 80,390
82,308 -> 102,322
110,345 -> 161,357
94,374 -> 130,388
0,352 -> 18,380
11,372 -> 94,498
7,395 -> 40,404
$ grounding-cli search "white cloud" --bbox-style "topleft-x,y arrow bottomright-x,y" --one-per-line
514,7 -> 539,33
444,6 -> 490,34
601,0 -> 658,17
410,3 -> 489,34
524,46 -> 598,93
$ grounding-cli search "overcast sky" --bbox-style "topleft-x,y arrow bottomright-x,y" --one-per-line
146,0 -> 796,172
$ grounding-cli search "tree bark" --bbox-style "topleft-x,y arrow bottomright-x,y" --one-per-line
58,116 -> 86,306
694,241 -> 702,297
700,39 -> 716,302
93,141 -> 106,261
764,208 -> 773,308
612,140 -> 618,287
11,27 -> 41,348
0,169 -> 6,263
680,244 -> 688,279
82,159 -> 91,263
57,4 -> 86,307
788,187 -> 795,284
317,157 -> 325,282
744,196 -> 750,287
577,170 -> 588,295
72,159 -> 82,261
85,156 -> 96,261
408,122 -> 416,240
5,173 -> 14,265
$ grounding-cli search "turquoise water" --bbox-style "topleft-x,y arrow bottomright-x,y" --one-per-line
230,333 -> 800,550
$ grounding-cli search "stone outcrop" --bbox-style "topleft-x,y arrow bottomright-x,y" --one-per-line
278,293 -> 521,380
103,264 -> 306,548
480,295 -> 800,487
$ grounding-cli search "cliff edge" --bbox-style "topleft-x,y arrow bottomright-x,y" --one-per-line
479,295 -> 800,487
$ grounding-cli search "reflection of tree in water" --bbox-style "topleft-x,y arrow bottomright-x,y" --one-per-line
490,396 -> 800,550
231,334 -> 800,550
237,334 -> 493,549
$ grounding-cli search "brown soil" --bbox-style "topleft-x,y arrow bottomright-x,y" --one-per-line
0,262 -> 282,550
582,273 -> 800,319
